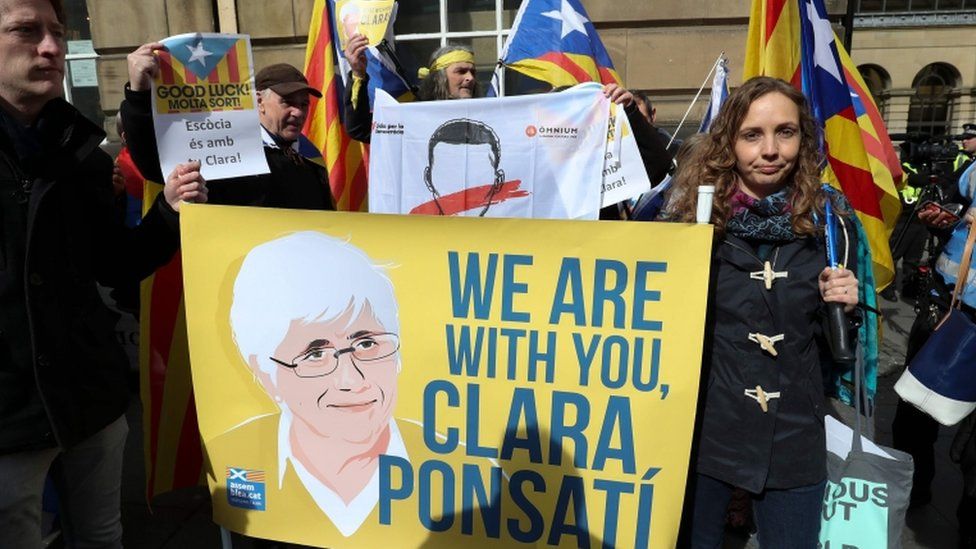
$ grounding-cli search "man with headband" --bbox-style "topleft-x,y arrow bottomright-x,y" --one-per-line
343,39 -> 478,143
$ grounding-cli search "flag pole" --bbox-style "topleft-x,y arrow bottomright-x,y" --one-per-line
669,52 -> 725,149
490,59 -> 505,97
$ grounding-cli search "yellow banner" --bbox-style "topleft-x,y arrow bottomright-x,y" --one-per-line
335,0 -> 395,50
181,205 -> 713,547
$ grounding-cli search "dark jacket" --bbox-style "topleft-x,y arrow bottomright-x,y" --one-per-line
695,226 -> 858,493
625,101 -> 672,187
0,98 -> 181,453
343,72 -> 372,144
121,87 -> 335,211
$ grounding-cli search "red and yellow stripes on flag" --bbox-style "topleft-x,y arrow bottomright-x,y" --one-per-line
832,44 -> 903,289
820,110 -> 899,288
743,0 -> 800,84
837,45 -> 904,190
303,0 -> 369,212
508,52 -> 621,89
743,0 -> 901,289
139,182 -> 203,500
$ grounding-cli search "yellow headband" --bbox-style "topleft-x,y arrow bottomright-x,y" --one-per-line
417,50 -> 475,79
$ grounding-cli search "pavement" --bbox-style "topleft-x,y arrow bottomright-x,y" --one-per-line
47,292 -> 963,548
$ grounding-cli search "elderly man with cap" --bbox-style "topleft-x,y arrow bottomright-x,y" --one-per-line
121,43 -> 335,211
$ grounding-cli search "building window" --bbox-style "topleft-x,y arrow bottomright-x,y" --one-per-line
393,0 -> 521,93
62,0 -> 102,128
857,64 -> 890,119
907,63 -> 959,136
856,0 -> 973,12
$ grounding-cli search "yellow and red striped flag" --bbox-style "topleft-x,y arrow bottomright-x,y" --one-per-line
303,0 -> 369,211
744,0 -> 902,289
139,182 -> 203,500
744,0 -> 801,87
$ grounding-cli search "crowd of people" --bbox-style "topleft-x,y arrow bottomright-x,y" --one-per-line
0,0 -> 974,548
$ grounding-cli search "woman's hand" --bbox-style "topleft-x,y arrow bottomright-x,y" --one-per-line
819,267 -> 858,313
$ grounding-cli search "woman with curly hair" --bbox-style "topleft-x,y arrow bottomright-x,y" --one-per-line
667,77 -> 861,547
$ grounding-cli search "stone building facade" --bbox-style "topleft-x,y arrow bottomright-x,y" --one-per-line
851,7 -> 976,137
71,0 -> 975,143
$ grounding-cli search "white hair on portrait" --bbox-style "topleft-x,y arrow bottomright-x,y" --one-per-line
229,231 -> 400,386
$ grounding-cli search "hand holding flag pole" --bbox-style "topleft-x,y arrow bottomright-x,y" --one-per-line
824,193 -> 856,363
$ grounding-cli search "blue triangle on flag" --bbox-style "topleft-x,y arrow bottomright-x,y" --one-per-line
164,34 -> 241,80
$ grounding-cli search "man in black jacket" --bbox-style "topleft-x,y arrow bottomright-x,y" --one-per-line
123,44 -> 335,211
0,0 -> 206,546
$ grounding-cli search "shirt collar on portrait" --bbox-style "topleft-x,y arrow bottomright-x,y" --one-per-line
260,126 -> 300,153
278,410 -> 409,537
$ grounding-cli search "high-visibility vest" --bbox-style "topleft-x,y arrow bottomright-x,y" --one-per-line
954,152 -> 972,172
900,162 -> 921,204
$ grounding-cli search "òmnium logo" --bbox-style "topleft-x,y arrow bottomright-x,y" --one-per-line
227,467 -> 266,510
525,124 -> 579,139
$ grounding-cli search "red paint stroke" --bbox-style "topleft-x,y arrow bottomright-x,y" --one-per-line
410,179 -> 529,216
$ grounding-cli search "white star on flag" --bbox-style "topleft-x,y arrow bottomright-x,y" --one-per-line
806,0 -> 842,85
186,42 -> 213,66
541,0 -> 589,39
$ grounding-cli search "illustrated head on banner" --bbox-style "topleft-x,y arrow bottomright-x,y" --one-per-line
423,118 -> 505,216
417,44 -> 479,100
230,231 -> 401,464
255,63 -> 322,142
664,76 -> 826,236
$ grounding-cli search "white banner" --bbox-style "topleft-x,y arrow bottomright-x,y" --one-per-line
151,33 -> 269,181
369,85 -> 628,219
602,98 -> 653,207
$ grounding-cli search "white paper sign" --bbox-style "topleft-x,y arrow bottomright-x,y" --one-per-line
151,33 -> 269,181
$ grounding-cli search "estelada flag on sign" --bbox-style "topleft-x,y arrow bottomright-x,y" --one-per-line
154,34 -> 256,115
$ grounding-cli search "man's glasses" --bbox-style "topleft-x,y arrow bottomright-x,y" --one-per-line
269,333 -> 399,378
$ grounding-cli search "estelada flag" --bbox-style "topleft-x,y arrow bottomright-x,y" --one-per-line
303,0 -> 369,211
139,183 -> 203,500
744,0 -> 902,289
496,0 -> 621,91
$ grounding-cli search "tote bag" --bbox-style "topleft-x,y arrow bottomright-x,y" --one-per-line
896,222 -> 976,426
821,349 -> 913,548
